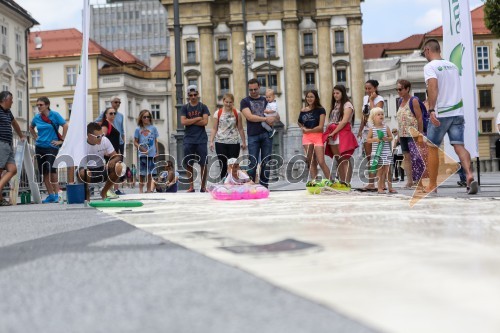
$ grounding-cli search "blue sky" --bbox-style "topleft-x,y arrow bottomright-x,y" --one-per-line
19,0 -> 485,45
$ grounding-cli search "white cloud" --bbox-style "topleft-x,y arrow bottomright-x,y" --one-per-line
18,0 -> 83,30
415,8 -> 443,30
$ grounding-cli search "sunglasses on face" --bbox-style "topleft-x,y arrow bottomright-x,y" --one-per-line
142,116 -> 152,119
188,93 -> 198,97
89,133 -> 103,139
108,112 -> 116,115
36,104 -> 45,107
113,101 -> 121,104
249,88 -> 259,92
420,48 -> 428,57
396,88 -> 404,92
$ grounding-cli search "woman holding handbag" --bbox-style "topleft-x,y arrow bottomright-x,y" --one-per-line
29,97 -> 68,203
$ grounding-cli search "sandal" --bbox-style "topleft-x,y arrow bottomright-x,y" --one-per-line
388,189 -> 398,194
186,188 -> 195,193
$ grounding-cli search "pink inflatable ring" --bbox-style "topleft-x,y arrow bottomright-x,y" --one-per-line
208,184 -> 270,200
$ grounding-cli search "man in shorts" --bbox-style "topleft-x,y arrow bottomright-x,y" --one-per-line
421,39 -> 478,194
78,122 -> 124,200
0,91 -> 25,206
180,85 -> 210,192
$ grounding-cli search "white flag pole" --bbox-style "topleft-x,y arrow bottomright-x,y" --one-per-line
55,0 -> 90,170
441,0 -> 480,164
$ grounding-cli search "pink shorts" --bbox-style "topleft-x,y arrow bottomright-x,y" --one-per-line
302,132 -> 324,146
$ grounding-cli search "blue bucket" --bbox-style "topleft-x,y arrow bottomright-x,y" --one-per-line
66,183 -> 85,204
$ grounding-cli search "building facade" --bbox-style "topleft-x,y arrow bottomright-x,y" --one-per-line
28,29 -> 172,168
90,0 -> 169,65
161,0 -> 365,165
0,0 -> 38,133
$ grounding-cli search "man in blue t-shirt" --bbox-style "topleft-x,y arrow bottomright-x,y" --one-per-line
0,91 -> 26,206
180,85 -> 210,192
240,79 -> 279,188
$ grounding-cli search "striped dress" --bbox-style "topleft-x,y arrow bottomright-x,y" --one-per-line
370,126 -> 392,167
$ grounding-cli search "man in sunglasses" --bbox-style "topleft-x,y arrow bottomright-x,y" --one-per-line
240,78 -> 279,188
78,122 -> 124,200
95,96 -> 126,195
180,85 -> 210,192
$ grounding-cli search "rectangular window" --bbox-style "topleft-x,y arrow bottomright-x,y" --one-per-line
481,119 -> 492,133
305,72 -> 315,90
66,66 -> 77,86
31,69 -> 41,87
17,90 -> 22,117
267,35 -> 276,58
187,41 -> 196,63
220,77 -> 229,96
414,92 -> 426,102
479,89 -> 492,108
303,33 -> 313,56
336,69 -> 347,85
476,46 -> 490,71
67,102 -> 73,118
335,31 -> 345,54
151,104 -> 160,120
128,101 -> 132,118
15,33 -> 22,62
218,38 -> 228,61
256,75 -> 265,87
255,36 -> 265,59
2,84 -> 8,92
188,78 -> 197,87
255,34 -> 276,59
1,25 -> 7,55
383,99 -> 389,118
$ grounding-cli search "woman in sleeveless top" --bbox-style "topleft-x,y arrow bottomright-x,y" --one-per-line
209,93 -> 246,181
101,107 -> 121,155
324,85 -> 358,185
357,80 -> 384,191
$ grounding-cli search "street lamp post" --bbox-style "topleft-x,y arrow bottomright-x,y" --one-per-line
242,0 -> 248,84
173,0 -> 185,181
267,39 -> 271,91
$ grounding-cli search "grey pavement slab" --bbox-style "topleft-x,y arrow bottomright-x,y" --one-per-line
0,205 -> 379,333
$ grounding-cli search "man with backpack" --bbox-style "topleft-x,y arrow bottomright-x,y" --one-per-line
421,38 -> 478,195
180,85 -> 210,192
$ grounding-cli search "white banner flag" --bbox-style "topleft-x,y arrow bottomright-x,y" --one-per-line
56,0 -> 90,168
441,0 -> 479,158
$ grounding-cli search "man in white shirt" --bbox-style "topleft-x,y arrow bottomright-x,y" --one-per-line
422,38 -> 478,195
78,122 -> 124,200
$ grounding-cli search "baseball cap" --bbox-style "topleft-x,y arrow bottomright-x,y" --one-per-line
187,85 -> 198,94
227,158 -> 238,165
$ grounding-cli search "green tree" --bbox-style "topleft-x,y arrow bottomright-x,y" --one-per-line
483,0 -> 500,69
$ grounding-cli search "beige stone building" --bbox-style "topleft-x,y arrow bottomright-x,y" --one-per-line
160,0 -> 365,162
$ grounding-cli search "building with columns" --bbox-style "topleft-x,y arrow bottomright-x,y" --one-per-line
160,0 -> 365,164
